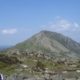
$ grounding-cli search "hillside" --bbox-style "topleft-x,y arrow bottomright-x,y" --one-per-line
1,30 -> 80,79
0,52 -> 21,75
13,30 -> 80,58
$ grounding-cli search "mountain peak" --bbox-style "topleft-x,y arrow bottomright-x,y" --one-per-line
39,30 -> 56,34
39,30 -> 51,33
14,30 -> 80,58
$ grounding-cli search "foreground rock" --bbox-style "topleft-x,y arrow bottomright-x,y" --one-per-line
4,71 -> 80,80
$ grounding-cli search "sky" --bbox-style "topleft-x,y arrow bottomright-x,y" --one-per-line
0,0 -> 80,46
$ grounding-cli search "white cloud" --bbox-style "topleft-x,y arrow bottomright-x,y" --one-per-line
74,22 -> 79,28
56,19 -> 71,30
42,17 -> 80,32
1,28 -> 17,35
41,17 -> 80,41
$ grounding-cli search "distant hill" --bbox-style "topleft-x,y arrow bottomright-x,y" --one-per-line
12,30 -> 80,58
0,46 -> 10,51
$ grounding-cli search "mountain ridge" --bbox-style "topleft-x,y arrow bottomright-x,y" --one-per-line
11,30 -> 80,58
